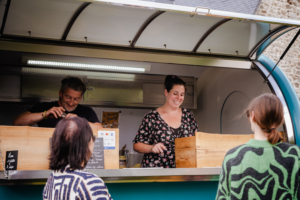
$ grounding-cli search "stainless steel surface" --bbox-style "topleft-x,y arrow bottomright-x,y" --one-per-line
85,79 -> 143,103
93,0 -> 300,26
0,75 -> 20,98
8,170 -> 52,180
1,168 -> 221,183
254,61 -> 295,144
17,69 -> 197,109
22,75 -> 62,99
89,167 -> 221,177
0,171 -> 7,179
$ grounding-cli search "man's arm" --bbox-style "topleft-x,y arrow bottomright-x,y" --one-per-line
14,111 -> 44,126
14,107 -> 65,126
88,122 -> 103,129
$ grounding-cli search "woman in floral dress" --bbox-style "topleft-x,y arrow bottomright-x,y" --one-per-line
133,75 -> 199,168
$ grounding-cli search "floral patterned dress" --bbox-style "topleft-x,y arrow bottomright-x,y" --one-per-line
133,108 -> 199,168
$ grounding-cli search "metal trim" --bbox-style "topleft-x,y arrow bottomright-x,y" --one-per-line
248,25 -> 295,59
90,0 -> 300,26
192,18 -> 231,52
61,2 -> 92,40
0,167 -> 221,183
130,11 -> 165,47
0,0 -> 11,37
253,61 -> 295,144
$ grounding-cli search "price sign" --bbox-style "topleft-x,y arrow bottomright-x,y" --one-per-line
5,150 -> 18,170
86,138 -> 105,169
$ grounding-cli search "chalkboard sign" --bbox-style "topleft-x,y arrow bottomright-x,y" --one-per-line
5,150 -> 18,170
86,138 -> 104,169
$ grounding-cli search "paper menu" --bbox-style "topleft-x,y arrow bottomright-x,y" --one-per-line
98,130 -> 116,150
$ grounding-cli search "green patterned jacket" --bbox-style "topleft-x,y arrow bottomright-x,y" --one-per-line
216,139 -> 300,200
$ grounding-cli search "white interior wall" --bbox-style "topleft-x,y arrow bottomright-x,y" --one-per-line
194,67 -> 274,134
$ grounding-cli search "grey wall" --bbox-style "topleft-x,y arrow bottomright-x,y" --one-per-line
194,67 -> 275,135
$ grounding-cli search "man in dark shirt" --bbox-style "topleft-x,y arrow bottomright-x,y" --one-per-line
14,76 -> 102,129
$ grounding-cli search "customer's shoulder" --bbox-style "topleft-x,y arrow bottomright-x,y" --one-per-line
226,144 -> 247,155
275,142 -> 300,154
57,167 -> 98,180
77,171 -> 107,190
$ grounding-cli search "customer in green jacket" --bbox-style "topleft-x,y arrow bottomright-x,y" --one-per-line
216,93 -> 300,200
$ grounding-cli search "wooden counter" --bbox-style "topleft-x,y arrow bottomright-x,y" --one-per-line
0,126 -> 119,170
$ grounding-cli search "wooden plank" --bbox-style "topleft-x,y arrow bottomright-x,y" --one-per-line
196,132 -> 253,168
0,126 -> 119,170
175,136 -> 196,168
0,126 -> 52,170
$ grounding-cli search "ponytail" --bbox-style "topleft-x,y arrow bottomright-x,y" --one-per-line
267,129 -> 283,144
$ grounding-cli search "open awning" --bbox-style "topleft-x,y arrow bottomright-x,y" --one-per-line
1,0 -> 300,59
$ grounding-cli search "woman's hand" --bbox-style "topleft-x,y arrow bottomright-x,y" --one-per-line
150,143 -> 167,154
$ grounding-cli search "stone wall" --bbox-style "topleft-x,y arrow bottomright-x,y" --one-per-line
255,0 -> 300,97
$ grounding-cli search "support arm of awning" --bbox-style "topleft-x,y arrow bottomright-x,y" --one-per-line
0,0 -> 11,38
248,25 -> 296,60
264,29 -> 300,82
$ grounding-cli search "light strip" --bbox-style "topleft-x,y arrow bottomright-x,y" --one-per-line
27,60 -> 146,72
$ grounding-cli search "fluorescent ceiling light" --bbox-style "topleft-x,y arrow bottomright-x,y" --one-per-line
27,60 -> 149,73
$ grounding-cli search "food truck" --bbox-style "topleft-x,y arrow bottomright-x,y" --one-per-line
1,0 -> 300,199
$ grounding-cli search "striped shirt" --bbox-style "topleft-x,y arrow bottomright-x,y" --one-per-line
43,165 -> 112,200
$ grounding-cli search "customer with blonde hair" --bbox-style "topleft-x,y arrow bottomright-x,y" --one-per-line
216,93 -> 300,199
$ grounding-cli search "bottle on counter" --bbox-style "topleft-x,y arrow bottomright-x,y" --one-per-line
127,149 -> 135,168
119,144 -> 128,169
119,154 -> 127,169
